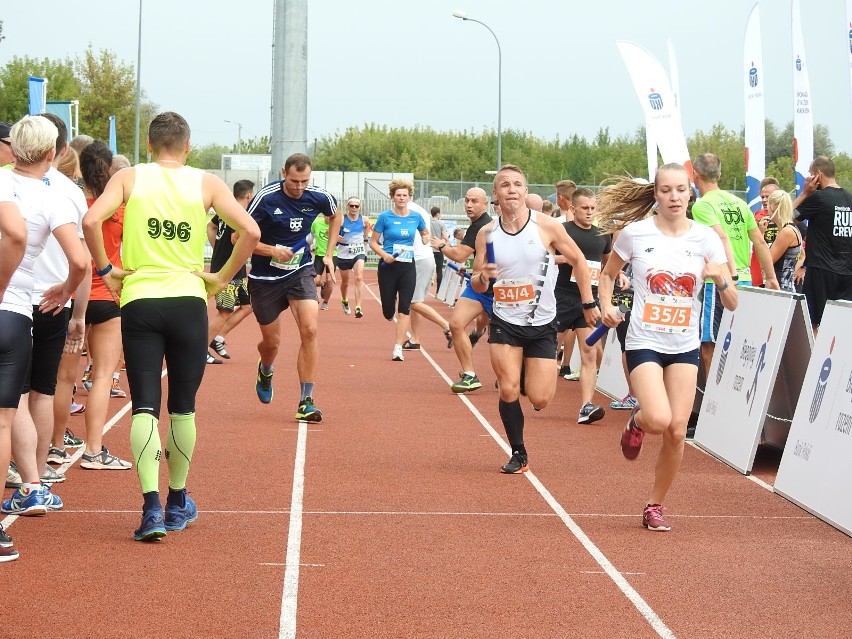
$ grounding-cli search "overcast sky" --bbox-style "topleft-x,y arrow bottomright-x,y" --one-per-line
3,0 -> 851,161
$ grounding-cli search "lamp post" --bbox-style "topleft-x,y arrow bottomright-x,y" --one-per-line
133,0 -> 142,164
225,120 -> 243,154
452,9 -> 501,172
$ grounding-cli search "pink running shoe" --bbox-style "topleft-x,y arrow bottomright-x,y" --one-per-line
620,407 -> 644,460
643,504 -> 671,531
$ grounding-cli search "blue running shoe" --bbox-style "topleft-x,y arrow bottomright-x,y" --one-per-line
133,508 -> 167,542
1,487 -> 49,516
39,484 -> 63,511
295,396 -> 322,422
256,359 -> 273,404
165,491 -> 198,531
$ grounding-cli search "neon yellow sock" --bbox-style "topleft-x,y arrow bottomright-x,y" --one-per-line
130,413 -> 161,494
166,412 -> 197,491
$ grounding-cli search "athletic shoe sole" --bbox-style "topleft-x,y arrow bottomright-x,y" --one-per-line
578,406 -> 605,424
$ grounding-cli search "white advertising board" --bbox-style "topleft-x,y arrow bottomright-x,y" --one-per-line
694,288 -> 808,474
775,300 -> 852,536
596,322 -> 629,401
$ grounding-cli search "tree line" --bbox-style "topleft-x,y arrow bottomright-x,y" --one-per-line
1,43 -> 849,192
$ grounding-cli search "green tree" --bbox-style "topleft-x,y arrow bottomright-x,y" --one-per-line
76,46 -> 157,157
187,143 -> 229,169
0,55 -> 80,123
236,135 -> 271,154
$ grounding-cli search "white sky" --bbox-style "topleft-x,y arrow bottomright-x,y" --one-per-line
2,0 -> 851,159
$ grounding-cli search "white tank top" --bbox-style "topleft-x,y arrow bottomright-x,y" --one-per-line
490,210 -> 557,326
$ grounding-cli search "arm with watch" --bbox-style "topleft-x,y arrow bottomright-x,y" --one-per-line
83,170 -> 135,303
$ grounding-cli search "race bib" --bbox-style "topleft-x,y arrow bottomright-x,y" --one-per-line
493,278 -> 536,308
348,241 -> 365,256
393,243 -> 413,263
270,245 -> 306,271
571,260 -> 602,287
641,294 -> 692,333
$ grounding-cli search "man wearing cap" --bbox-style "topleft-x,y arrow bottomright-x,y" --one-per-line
0,122 -> 14,169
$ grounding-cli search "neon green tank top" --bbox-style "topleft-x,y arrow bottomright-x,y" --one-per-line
120,163 -> 207,305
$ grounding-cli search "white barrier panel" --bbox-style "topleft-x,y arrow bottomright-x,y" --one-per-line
437,264 -> 465,305
694,288 -> 810,474
775,300 -> 852,537
596,323 -> 629,401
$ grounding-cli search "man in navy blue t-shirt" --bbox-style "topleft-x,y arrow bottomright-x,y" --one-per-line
247,153 -> 341,422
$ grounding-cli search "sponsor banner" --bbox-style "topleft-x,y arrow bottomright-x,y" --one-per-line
28,76 -> 47,116
694,288 -> 808,474
848,0 -> 852,114
744,3 -> 766,212
775,300 -> 852,536
616,41 -> 691,176
792,0 -> 814,196
437,264 -> 465,305
596,321 -> 629,401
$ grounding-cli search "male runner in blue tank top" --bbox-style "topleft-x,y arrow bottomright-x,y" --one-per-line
248,153 -> 341,421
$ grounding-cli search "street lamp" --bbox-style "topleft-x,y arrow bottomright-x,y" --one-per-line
225,120 -> 243,154
133,0 -> 142,164
452,9 -> 502,172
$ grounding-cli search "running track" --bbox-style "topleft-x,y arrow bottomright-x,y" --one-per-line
5,271 -> 852,638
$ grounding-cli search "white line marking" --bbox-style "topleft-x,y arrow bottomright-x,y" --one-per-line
262,563 -> 325,567
685,440 -> 776,493
278,420 -> 308,639
414,329 -> 677,638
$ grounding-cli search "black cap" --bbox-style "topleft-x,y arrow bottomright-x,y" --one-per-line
0,122 -> 10,141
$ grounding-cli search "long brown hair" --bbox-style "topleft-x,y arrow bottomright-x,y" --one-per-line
595,163 -> 688,234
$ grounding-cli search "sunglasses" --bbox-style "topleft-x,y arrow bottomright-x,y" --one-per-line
348,204 -> 361,208
0,139 -> 10,146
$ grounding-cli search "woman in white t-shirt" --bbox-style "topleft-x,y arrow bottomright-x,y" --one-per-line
597,164 -> 738,533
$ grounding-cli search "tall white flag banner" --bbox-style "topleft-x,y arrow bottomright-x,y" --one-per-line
667,39 -> 680,110
792,0 -> 814,196
617,41 -> 692,176
645,114 -> 657,181
744,3 -> 766,212
846,0 -> 852,112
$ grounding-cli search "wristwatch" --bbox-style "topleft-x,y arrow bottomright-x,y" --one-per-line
581,301 -> 598,310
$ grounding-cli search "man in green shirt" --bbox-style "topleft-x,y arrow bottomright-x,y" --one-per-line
691,152 -> 778,374
310,213 -> 336,310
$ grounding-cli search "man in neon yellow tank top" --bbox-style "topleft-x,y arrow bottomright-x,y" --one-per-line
83,112 -> 260,542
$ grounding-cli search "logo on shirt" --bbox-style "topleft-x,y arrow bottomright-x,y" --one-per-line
273,208 -> 283,216
644,247 -> 655,253
290,218 -> 303,232
795,55 -> 802,72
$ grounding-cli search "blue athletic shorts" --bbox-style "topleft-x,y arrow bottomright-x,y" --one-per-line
459,283 -> 493,317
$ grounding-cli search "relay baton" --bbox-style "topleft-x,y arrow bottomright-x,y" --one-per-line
290,238 -> 309,253
378,250 -> 402,268
484,229 -> 496,284
585,304 -> 627,346
447,262 -> 471,279
585,323 -> 610,346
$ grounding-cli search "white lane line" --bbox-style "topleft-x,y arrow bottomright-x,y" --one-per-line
278,419 -> 308,639
416,333 -> 676,638
1,369 -> 162,532
685,440 -> 776,493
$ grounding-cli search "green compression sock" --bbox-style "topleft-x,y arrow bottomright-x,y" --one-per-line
166,412 -> 197,491
130,413 -> 161,494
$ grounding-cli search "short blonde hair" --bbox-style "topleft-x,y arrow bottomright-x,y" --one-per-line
11,115 -> 58,165
388,178 -> 414,197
